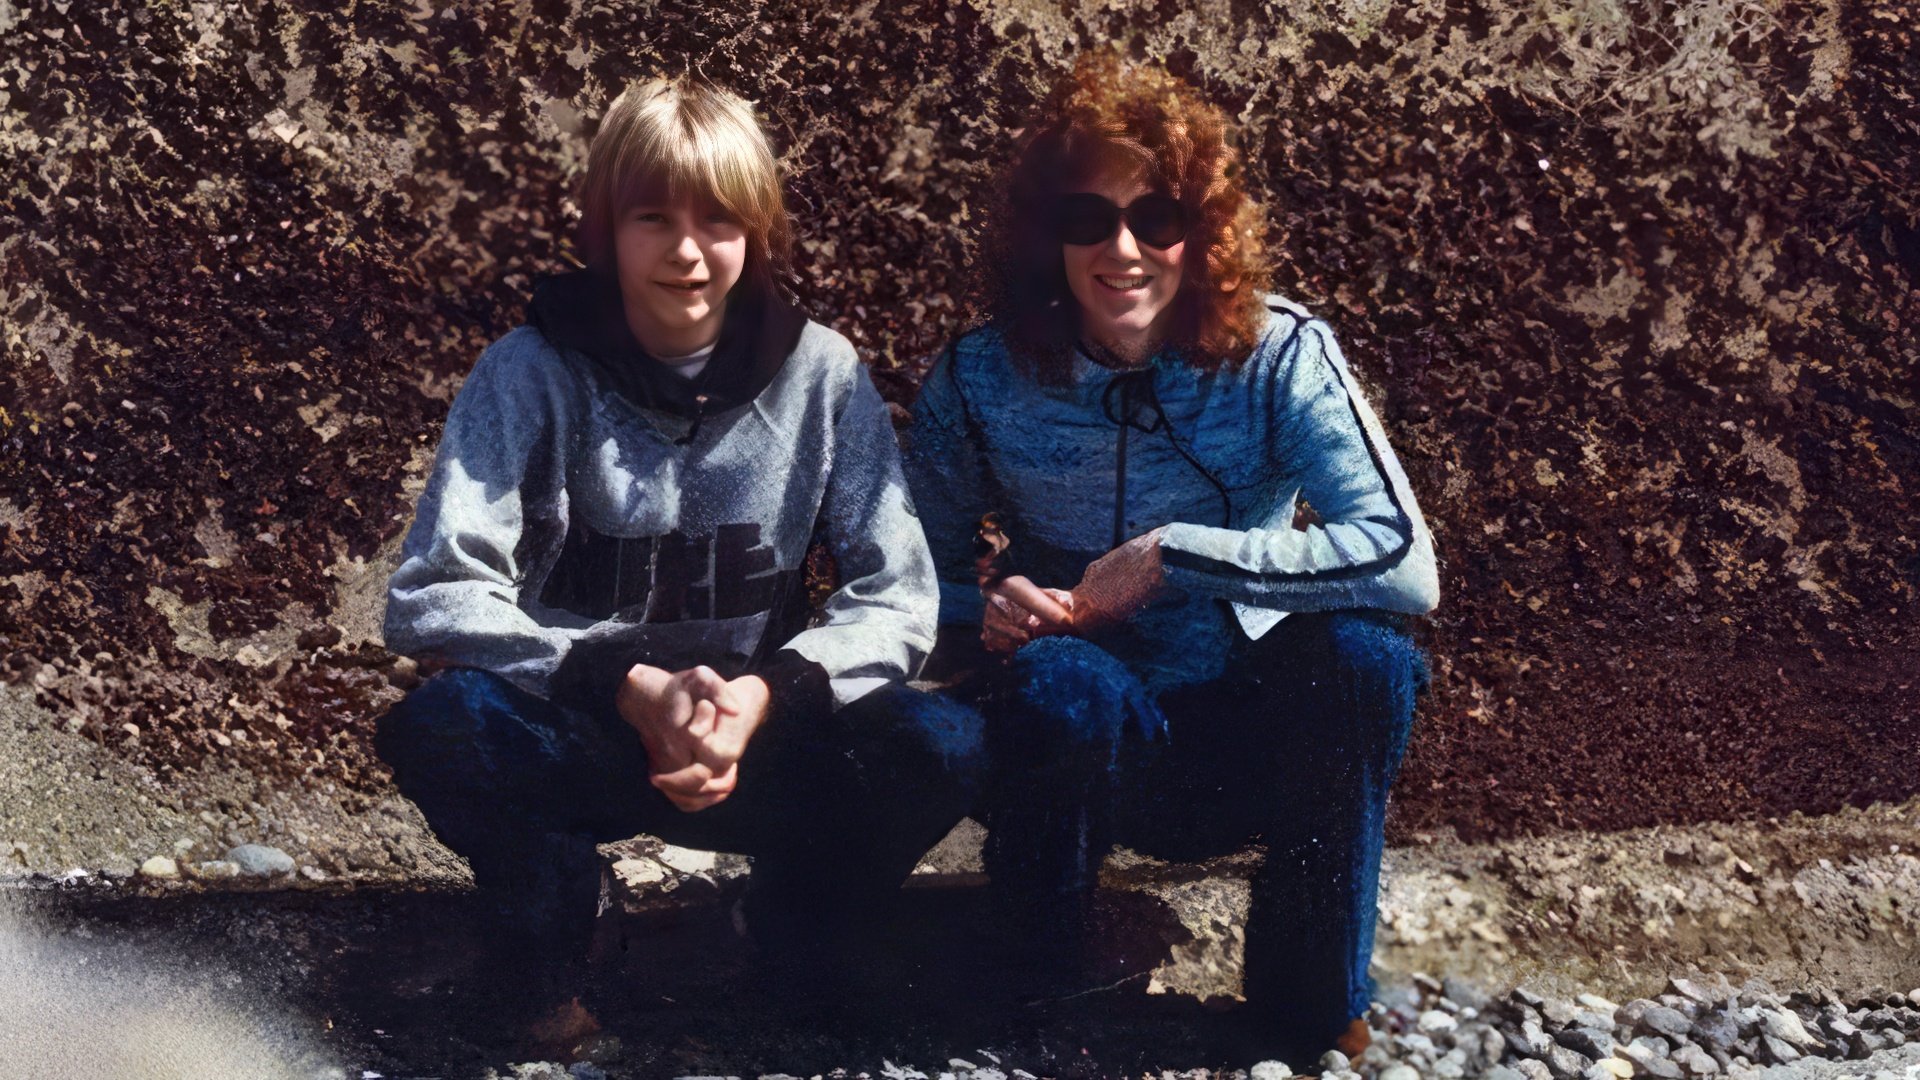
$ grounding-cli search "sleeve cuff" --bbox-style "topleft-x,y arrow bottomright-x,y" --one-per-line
1158,521 -> 1221,561
546,638 -> 642,715
937,580 -> 986,626
756,649 -> 835,723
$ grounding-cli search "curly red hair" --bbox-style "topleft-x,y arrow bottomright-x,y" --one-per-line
980,52 -> 1270,379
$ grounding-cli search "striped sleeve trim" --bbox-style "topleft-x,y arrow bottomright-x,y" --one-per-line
1161,322 -> 1416,586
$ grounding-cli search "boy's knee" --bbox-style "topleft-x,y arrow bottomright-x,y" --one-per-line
850,683 -> 986,774
1004,636 -> 1155,749
376,667 -> 524,773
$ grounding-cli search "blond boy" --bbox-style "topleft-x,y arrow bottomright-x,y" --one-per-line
377,78 -> 980,1022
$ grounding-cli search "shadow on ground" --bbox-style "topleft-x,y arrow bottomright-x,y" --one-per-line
11,882 -> 1252,1079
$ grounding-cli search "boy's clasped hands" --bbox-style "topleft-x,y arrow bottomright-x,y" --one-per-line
615,664 -> 771,812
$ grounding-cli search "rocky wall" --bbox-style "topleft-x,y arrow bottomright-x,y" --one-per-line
1,0 -> 1914,848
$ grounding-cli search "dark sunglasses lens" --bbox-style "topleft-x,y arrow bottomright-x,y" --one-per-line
1128,196 -> 1187,248
1056,195 -> 1119,246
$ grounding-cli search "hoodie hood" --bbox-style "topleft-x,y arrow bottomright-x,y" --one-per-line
526,268 -> 807,420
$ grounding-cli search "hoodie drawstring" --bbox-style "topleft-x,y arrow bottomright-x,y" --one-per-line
1101,368 -> 1234,546
1102,370 -> 1158,549
676,393 -> 711,447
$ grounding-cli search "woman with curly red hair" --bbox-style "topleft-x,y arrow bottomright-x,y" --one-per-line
904,54 -> 1441,1065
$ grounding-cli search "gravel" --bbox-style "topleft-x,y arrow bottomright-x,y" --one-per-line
1642,1006 -> 1699,1041
1329,973 -> 1920,1080
1673,1042 -> 1723,1076
1557,1026 -> 1616,1059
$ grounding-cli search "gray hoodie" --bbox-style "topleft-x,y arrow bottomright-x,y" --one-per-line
383,272 -> 937,714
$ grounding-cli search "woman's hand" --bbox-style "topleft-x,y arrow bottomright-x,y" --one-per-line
981,576 -> 1075,654
1069,527 -> 1169,632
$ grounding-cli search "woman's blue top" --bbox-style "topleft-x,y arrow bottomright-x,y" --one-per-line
902,297 -> 1440,691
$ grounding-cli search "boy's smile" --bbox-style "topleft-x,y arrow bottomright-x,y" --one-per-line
615,197 -> 748,358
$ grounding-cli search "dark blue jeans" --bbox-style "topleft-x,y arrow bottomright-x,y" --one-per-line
376,669 -> 985,958
978,610 -> 1427,1054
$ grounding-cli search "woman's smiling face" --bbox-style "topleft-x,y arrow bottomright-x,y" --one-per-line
1060,168 -> 1186,362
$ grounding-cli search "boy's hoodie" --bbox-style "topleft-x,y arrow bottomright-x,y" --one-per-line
383,270 -> 938,716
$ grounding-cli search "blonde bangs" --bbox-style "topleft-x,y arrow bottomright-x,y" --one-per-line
578,78 -> 792,283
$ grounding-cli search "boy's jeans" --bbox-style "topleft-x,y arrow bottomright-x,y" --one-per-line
376,668 -> 985,963
978,610 -> 1428,1054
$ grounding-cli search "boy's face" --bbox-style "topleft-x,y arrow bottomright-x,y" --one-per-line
613,195 -> 749,356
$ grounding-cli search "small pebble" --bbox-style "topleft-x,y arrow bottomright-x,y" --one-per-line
138,855 -> 178,880
1842,1032 -> 1875,1058
1516,1060 -> 1554,1080
1250,1062 -> 1293,1080
1821,1014 -> 1859,1039
1671,1044 -> 1720,1077
1511,1020 -> 1554,1057
1572,1010 -> 1613,1032
1445,976 -> 1494,1013
1622,1040 -> 1683,1080
1757,1008 -> 1822,1051
1658,995 -> 1702,1017
1758,1034 -> 1800,1064
1616,1000 -> 1659,1031
1689,1011 -> 1741,1052
1556,1027 -> 1614,1060
186,859 -> 240,881
575,1032 -> 622,1065
1668,979 -> 1719,1006
1545,1044 -> 1592,1080
227,843 -> 295,877
1479,1027 -> 1510,1063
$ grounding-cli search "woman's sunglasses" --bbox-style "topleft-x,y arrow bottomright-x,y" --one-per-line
1053,193 -> 1189,249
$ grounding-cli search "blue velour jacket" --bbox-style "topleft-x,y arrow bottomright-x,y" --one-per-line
902,297 -> 1440,692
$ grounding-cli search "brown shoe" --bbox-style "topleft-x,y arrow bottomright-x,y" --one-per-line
526,995 -> 602,1061
1334,1016 -> 1372,1058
